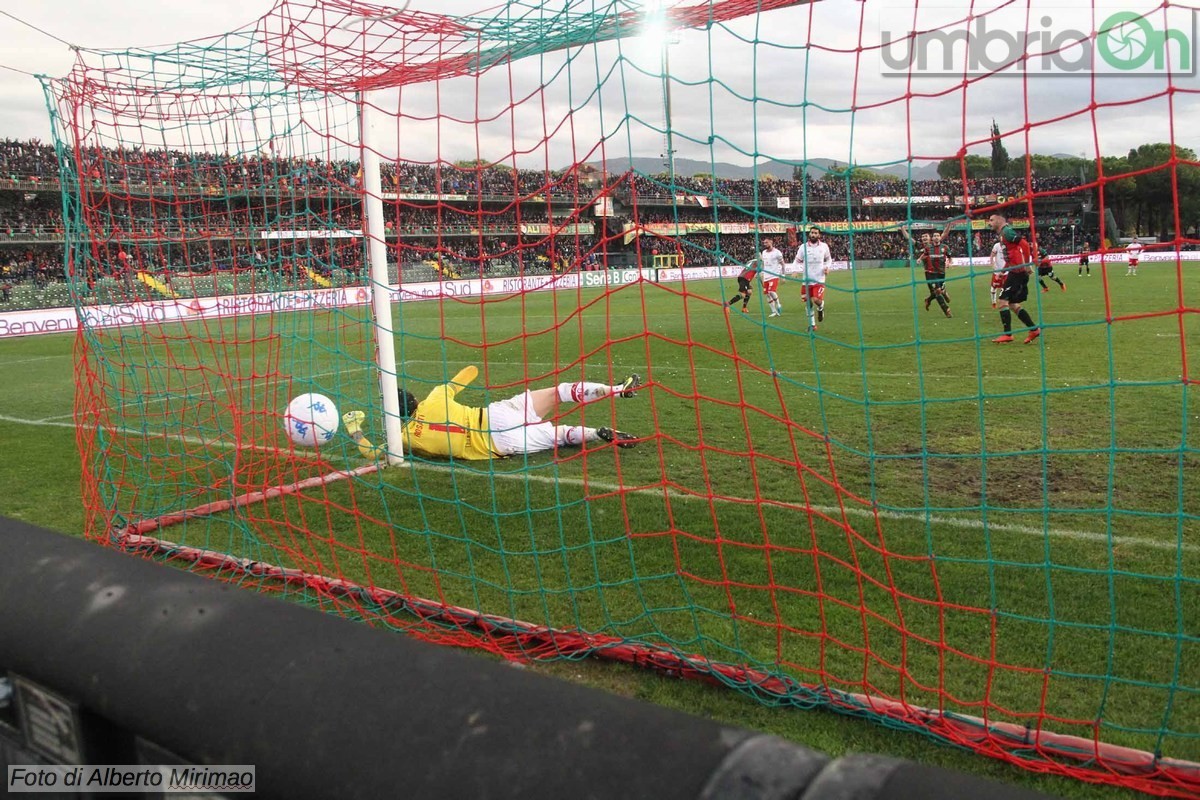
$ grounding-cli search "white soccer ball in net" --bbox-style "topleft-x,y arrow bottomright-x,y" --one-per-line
284,393 -> 340,447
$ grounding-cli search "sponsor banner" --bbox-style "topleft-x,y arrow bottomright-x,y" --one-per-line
0,306 -> 79,338
260,229 -> 361,240
579,269 -> 652,288
380,193 -> 470,201
478,273 -> 582,295
656,265 -> 744,282
863,195 -> 950,205
517,223 -> 596,236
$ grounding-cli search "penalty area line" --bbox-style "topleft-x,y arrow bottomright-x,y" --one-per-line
0,411 -> 1191,555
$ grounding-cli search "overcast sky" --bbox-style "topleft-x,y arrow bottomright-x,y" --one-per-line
2,0 -> 1196,172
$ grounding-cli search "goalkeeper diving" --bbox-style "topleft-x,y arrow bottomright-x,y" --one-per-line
343,365 -> 642,460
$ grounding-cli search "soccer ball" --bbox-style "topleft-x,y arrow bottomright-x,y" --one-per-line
284,393 -> 339,447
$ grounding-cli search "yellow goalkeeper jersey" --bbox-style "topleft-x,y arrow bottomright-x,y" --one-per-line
401,365 -> 498,460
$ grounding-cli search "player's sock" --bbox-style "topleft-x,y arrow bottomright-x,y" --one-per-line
1054,277 -> 1065,288
728,295 -> 740,305
1000,308 -> 1012,332
1016,308 -> 1035,328
1039,278 -> 1048,290
555,426 -> 598,447
558,381 -> 626,403
936,294 -> 949,314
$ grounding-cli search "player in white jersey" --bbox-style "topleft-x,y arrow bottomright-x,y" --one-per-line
990,238 -> 1006,309
793,226 -> 832,330
759,239 -> 786,317
1126,240 -> 1144,275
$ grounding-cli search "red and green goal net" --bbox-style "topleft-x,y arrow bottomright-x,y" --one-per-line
42,0 -> 1199,795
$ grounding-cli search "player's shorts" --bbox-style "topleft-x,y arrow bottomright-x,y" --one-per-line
998,273 -> 1029,304
1037,265 -> 1054,276
990,273 -> 1005,289
736,276 -> 753,293
488,391 -> 559,456
800,283 -> 826,303
924,270 -> 946,291
762,278 -> 780,293
1128,258 -> 1139,267
1080,256 -> 1089,265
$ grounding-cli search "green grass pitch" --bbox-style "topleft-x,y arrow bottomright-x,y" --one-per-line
0,264 -> 1196,799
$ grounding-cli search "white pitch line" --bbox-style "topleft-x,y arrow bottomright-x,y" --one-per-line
1,355 -> 64,366
1,411 -> 1192,554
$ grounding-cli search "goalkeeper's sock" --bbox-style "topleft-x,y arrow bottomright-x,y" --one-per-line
1016,307 -> 1036,328
1000,308 -> 1012,332
558,381 -> 624,403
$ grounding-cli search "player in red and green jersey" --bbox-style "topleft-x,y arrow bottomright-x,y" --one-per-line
988,212 -> 1040,344
727,244 -> 765,313
1035,244 -> 1066,292
901,226 -> 952,318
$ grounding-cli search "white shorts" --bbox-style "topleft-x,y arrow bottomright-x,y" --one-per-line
487,391 -> 561,456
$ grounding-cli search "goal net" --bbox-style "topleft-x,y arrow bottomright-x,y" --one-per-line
43,0 -> 1199,794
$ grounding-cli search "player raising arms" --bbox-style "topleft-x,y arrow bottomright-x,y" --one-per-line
342,366 -> 642,460
1035,244 -> 1066,292
794,226 -> 832,330
989,212 -> 1040,344
759,237 -> 786,317
902,226 -> 952,317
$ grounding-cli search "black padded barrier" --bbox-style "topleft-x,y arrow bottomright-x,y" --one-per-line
0,519 -> 1057,799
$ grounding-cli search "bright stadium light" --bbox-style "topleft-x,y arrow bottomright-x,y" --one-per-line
640,0 -> 668,44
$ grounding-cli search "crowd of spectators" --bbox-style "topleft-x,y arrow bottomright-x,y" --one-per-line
0,139 -> 601,200
629,172 -> 1084,203
3,138 -> 1084,205
0,137 -> 1102,302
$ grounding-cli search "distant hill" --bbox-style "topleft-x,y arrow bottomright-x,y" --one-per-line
581,156 -> 941,182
